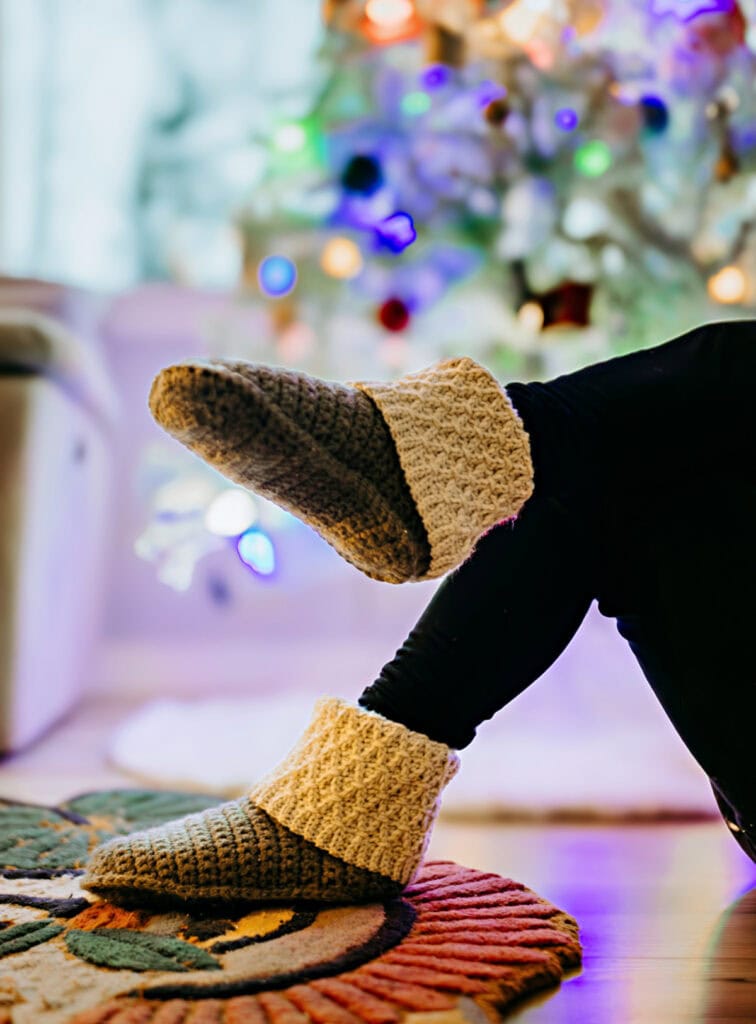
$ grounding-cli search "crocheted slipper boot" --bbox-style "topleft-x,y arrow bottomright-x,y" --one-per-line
83,699 -> 459,905
149,361 -> 429,583
148,357 -> 533,582
81,804 -> 403,906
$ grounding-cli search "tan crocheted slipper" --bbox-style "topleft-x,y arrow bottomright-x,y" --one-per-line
149,357 -> 533,582
83,699 -> 459,905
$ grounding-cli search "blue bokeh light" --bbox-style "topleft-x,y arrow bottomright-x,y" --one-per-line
375,212 -> 417,253
258,255 -> 297,297
555,107 -> 579,131
421,64 -> 451,90
237,529 -> 276,576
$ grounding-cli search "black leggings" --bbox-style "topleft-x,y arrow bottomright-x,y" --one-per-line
359,322 -> 756,847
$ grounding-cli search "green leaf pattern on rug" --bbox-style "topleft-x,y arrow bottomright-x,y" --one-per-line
0,791 -> 222,874
0,805 -> 89,870
65,928 -> 222,972
65,790 -> 221,835
0,920 -> 64,957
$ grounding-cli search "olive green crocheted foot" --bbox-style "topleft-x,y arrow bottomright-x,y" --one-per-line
82,799 -> 402,906
149,360 -> 430,583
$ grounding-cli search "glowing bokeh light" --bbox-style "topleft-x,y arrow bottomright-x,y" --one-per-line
708,265 -> 747,304
365,0 -> 414,29
498,0 -> 548,45
421,64 -> 450,90
574,140 -> 612,177
273,122 -> 308,153
375,211 -> 417,253
153,475 -> 217,516
518,301 -> 545,332
237,529 -> 276,576
555,107 -> 579,131
258,255 -> 297,297
320,237 -> 363,279
204,489 -> 257,537
401,90 -> 432,116
563,197 -> 609,239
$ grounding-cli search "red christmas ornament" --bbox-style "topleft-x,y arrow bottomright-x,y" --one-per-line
484,97 -> 510,126
686,3 -> 745,57
378,297 -> 411,332
539,282 -> 593,328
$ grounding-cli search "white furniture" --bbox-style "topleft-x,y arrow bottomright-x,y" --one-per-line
0,307 -> 115,751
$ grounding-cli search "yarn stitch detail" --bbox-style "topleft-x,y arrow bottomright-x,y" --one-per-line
248,699 -> 460,885
354,357 -> 534,578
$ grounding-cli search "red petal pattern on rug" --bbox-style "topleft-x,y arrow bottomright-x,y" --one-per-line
67,861 -> 581,1023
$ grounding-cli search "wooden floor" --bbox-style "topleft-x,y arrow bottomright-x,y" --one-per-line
0,696 -> 754,1023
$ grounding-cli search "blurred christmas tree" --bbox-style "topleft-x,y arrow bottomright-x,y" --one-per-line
140,0 -> 756,588
212,0 -> 756,383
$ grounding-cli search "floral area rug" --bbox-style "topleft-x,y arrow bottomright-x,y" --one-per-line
0,790 -> 581,1023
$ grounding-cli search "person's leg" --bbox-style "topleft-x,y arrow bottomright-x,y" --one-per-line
148,320 -> 756,592
88,321 -> 755,903
359,487 -> 597,750
84,484 -> 597,904
597,477 -> 756,862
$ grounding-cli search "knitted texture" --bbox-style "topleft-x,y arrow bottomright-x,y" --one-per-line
148,360 -> 430,583
355,357 -> 534,578
82,798 -> 403,905
248,699 -> 460,886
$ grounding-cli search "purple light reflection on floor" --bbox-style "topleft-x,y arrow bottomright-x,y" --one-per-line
450,823 -> 754,1022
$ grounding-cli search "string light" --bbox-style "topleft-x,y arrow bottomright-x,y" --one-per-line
555,108 -> 578,131
365,0 -> 414,29
708,265 -> 746,304
375,212 -> 416,253
574,140 -> 612,177
204,489 -> 257,537
237,529 -> 276,576
498,0 -> 554,45
518,301 -> 545,332
258,255 -> 297,297
421,64 -> 450,90
273,122 -> 308,153
401,91 -> 431,116
321,237 -> 363,279
152,475 -> 217,515
563,197 -> 609,239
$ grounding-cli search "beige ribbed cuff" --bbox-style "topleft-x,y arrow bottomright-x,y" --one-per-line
354,357 -> 534,579
248,698 -> 460,885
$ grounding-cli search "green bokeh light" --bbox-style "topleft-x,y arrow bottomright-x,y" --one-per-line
574,140 -> 612,177
401,91 -> 431,116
